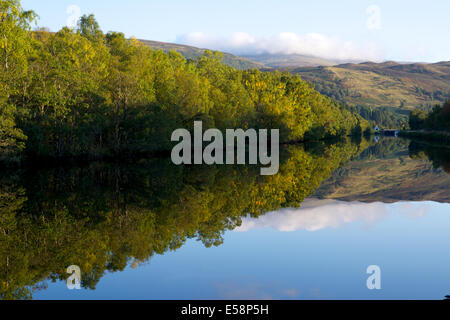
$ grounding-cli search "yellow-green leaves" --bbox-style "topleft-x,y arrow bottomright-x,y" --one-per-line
1,3 -> 368,161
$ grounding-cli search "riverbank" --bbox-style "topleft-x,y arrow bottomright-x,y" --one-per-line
399,130 -> 450,143
0,132 -> 369,168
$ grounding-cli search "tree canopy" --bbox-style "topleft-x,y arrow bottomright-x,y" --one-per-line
0,1 -> 369,163
409,101 -> 450,131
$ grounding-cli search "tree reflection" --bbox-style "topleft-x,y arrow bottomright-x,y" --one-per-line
0,138 -> 370,299
2,137 -> 449,299
409,141 -> 450,174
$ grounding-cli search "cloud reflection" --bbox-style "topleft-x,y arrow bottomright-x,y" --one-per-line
236,199 -> 445,232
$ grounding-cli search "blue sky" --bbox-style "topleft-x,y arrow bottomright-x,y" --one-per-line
21,0 -> 450,62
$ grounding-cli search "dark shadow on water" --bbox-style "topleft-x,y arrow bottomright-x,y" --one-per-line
408,140 -> 450,174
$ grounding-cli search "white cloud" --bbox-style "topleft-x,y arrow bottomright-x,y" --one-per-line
177,32 -> 385,62
235,198 -> 441,232
66,5 -> 82,29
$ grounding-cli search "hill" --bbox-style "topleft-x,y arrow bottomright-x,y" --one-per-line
241,53 -> 338,68
131,40 -> 450,128
138,39 -> 266,70
289,61 -> 450,109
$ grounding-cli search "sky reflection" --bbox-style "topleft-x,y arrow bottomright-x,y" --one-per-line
34,198 -> 450,300
237,199 -> 450,232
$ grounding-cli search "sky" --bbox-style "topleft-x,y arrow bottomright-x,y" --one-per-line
21,0 -> 450,63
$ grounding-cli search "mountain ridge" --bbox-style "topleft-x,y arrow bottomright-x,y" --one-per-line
138,39 -> 450,122
138,39 -> 267,70
288,61 -> 450,110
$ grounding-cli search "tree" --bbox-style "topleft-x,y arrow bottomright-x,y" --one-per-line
409,109 -> 428,130
0,0 -> 35,160
0,1 -> 369,162
439,100 -> 450,129
0,104 -> 27,161
77,14 -> 103,42
0,0 -> 36,96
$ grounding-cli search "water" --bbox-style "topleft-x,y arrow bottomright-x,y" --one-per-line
1,137 -> 449,300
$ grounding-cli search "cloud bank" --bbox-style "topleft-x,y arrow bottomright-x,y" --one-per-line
236,198 -> 439,232
177,32 -> 385,62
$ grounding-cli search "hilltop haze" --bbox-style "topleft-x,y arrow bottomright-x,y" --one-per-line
139,39 -> 347,69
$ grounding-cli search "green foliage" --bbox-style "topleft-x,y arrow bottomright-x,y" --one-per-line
0,0 -> 35,159
353,105 -> 408,129
77,14 -> 103,41
0,104 -> 26,161
0,0 -> 37,83
408,101 -> 450,131
138,39 -> 265,70
409,109 -> 429,130
1,2 -> 368,162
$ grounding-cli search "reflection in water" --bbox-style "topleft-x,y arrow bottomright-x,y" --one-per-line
315,138 -> 450,203
409,140 -> 450,174
236,199 -> 449,232
0,137 -> 449,299
0,138 -> 368,299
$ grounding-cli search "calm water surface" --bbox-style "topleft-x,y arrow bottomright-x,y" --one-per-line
1,137 -> 449,299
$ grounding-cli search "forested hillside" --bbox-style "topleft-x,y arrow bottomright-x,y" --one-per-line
288,61 -> 450,128
241,53 -> 337,68
291,62 -> 450,108
409,101 -> 450,131
139,39 -> 265,70
0,1 -> 369,163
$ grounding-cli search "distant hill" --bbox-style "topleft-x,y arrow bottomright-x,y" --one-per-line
314,138 -> 450,203
138,39 -> 266,70
138,39 -> 450,128
241,53 -> 339,68
138,40 -> 344,69
289,61 -> 450,110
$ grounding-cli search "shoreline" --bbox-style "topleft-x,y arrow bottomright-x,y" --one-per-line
0,134 -> 365,169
